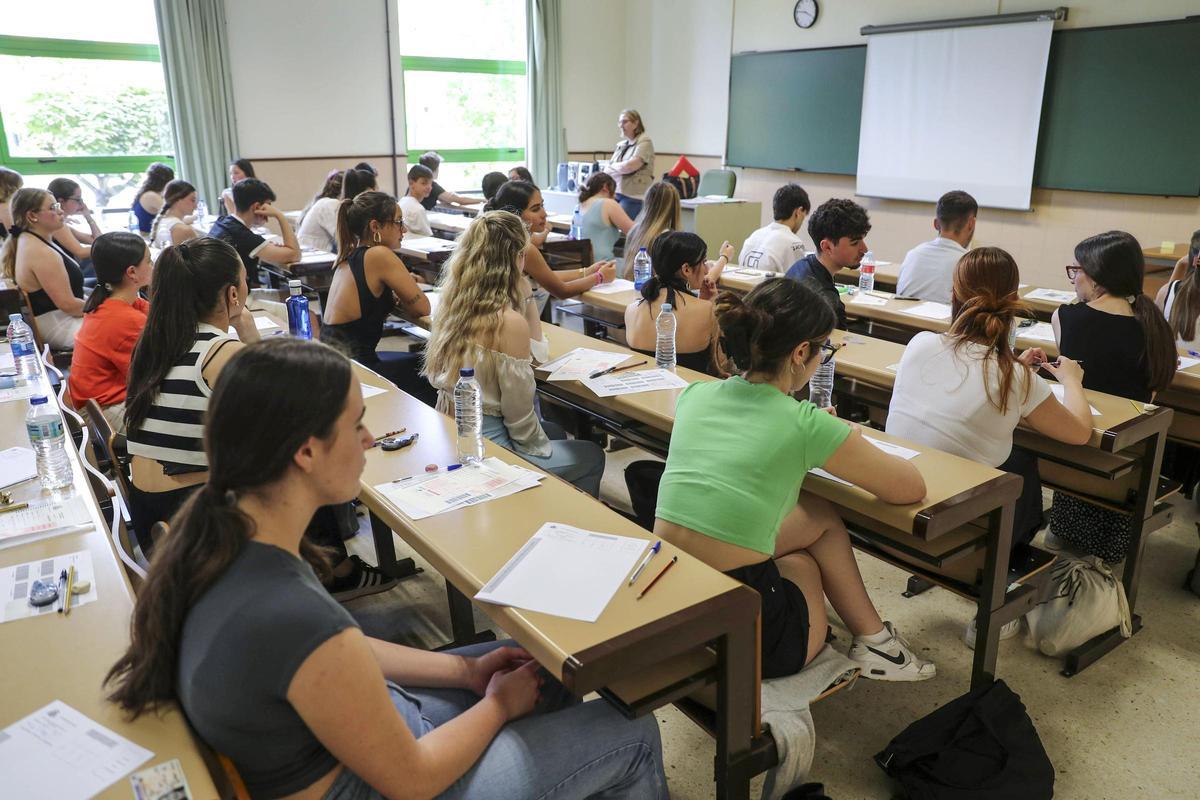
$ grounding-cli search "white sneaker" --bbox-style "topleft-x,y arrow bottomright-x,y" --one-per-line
848,622 -> 936,682
963,618 -> 1021,650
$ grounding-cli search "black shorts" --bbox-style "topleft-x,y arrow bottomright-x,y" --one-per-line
725,559 -> 811,679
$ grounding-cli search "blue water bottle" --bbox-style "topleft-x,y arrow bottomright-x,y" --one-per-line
285,279 -> 312,340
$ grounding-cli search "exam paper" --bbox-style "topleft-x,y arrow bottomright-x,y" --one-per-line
865,436 -> 920,460
0,700 -> 153,800
544,348 -> 632,382
0,381 -> 38,404
848,293 -> 890,307
475,522 -> 648,622
0,351 -> 14,370
1048,383 -> 1101,415
360,382 -> 388,400
808,467 -> 853,487
582,367 -> 689,397
1177,356 -> 1200,371
0,446 -> 36,489
0,549 -> 97,624
1024,288 -> 1075,304
1021,322 -> 1056,343
253,315 -> 277,331
590,278 -> 637,295
899,301 -> 952,321
0,494 -> 94,550
375,457 -> 541,520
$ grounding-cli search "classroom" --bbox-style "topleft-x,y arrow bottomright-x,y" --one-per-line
1,0 -> 1198,798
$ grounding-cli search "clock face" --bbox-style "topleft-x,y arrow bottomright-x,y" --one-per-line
794,0 -> 818,28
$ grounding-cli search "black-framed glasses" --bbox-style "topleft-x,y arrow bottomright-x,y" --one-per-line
819,340 -> 840,365
1065,265 -> 1082,281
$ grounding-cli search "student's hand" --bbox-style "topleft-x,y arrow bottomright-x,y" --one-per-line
699,278 -> 717,300
257,202 -> 285,219
1041,356 -> 1083,384
463,646 -> 533,696
592,260 -> 616,284
485,659 -> 542,721
719,240 -> 735,262
1017,348 -> 1047,367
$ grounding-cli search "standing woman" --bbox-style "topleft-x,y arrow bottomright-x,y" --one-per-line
1155,228 -> 1200,352
576,173 -> 635,263
423,211 -> 606,497
221,158 -> 256,215
296,169 -> 344,251
131,162 -> 175,237
150,180 -> 200,248
1048,231 -> 1178,563
1,188 -> 85,348
321,191 -> 434,405
604,109 -> 655,220
68,232 -> 153,430
0,166 -> 22,240
47,178 -> 101,264
622,182 -> 681,278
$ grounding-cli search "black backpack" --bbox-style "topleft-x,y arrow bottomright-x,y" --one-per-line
875,680 -> 1054,799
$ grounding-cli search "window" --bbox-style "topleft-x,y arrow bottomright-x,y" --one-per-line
0,0 -> 173,212
397,0 -> 526,190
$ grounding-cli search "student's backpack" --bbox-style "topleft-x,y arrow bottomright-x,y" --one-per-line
875,680 -> 1054,800
662,155 -> 699,199
1024,552 -> 1132,656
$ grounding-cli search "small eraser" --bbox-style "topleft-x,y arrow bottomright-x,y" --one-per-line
425,463 -> 439,472
71,580 -> 91,594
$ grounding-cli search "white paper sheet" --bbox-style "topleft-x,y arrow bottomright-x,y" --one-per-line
1048,383 -> 1101,415
0,351 -> 14,371
808,467 -> 853,487
252,315 -> 278,331
589,278 -> 636,295
404,236 -> 457,254
1024,288 -> 1075,304
0,700 -> 153,800
0,446 -> 36,490
0,382 -> 38,404
886,363 -> 900,373
899,301 -> 953,321
848,293 -> 890,307
375,457 -> 541,520
1020,321 -> 1056,343
582,368 -> 690,397
0,549 -> 97,624
0,494 -> 94,550
360,382 -> 388,400
865,436 -> 920,460
545,348 -> 632,382
1177,356 -> 1200,371
475,522 -> 648,622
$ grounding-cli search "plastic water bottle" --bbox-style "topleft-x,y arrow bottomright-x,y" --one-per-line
453,368 -> 485,464
7,314 -> 40,383
809,355 -> 835,409
285,280 -> 312,340
570,206 -> 583,240
655,303 -> 677,371
26,396 -> 73,492
859,250 -> 876,293
633,247 -> 652,291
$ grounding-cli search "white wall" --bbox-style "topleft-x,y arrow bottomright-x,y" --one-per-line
561,1 -> 628,152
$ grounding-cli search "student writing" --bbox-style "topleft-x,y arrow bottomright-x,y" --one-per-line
295,169 -> 344,252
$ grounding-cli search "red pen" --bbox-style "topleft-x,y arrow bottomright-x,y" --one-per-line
636,556 -> 677,600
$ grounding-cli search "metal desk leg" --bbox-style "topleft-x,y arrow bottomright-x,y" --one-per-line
971,500 -> 1014,690
436,582 -> 497,650
714,623 -> 755,800
368,511 -> 419,580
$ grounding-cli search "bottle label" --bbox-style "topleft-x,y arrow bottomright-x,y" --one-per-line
11,340 -> 34,358
861,263 -> 875,275
27,417 -> 64,444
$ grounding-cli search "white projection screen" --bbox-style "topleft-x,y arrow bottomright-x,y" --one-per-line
855,20 -> 1054,210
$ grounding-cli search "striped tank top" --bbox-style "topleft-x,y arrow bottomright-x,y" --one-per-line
126,323 -> 236,471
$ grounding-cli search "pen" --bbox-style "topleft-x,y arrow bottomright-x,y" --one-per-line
372,428 -> 407,445
1129,399 -> 1143,414
0,502 -> 29,515
627,541 -> 662,586
1189,350 -> 1200,359
56,569 -> 67,613
636,556 -> 678,600
589,359 -> 649,380
63,566 -> 75,616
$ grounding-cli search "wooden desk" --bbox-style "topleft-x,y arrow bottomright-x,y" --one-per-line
0,382 -> 218,799
1143,243 -> 1188,267
837,260 -> 900,291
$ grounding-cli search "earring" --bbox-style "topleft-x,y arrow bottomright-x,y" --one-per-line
373,231 -> 381,243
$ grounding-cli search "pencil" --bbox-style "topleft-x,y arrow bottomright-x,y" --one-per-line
0,502 -> 29,515
636,556 -> 677,600
373,428 -> 406,442
63,565 -> 75,616
1130,399 -> 1143,414
610,359 -> 648,374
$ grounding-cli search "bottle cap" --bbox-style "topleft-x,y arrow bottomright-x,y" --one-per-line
289,279 -> 302,294
9,313 -> 21,322
661,303 -> 673,312
30,395 -> 48,405
639,247 -> 647,253
459,367 -> 475,377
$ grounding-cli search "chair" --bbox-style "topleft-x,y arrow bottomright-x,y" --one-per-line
697,168 -> 737,198
82,400 -> 147,583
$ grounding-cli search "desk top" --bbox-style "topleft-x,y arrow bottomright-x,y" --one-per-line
0,382 -> 217,798
1143,243 -> 1188,263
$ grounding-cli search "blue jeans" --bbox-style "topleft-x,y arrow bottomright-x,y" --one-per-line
481,415 -> 605,498
322,641 -> 668,799
616,193 -> 643,220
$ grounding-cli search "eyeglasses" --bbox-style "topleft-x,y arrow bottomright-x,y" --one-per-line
1064,265 -> 1082,281
819,340 -> 840,365
40,202 -> 62,213
68,196 -> 82,203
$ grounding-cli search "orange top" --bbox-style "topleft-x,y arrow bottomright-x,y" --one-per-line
68,297 -> 149,409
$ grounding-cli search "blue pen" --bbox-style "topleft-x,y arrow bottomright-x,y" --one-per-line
627,541 -> 662,586
1188,350 -> 1200,359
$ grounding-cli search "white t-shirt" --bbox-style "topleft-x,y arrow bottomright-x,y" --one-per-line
152,216 -> 189,248
1162,279 -> 1200,351
296,197 -> 339,252
399,195 -> 433,237
896,237 -> 968,304
737,221 -> 806,274
886,331 -> 1053,467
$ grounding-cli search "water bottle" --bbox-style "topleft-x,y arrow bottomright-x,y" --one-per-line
633,247 -> 652,291
570,206 -> 583,240
453,368 -> 484,464
809,355 -> 835,409
26,396 -> 73,492
285,280 -> 312,340
858,250 -> 876,293
7,314 -> 40,383
655,303 -> 677,371
195,199 -> 208,221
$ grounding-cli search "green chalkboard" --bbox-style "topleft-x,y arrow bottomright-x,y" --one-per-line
1034,18 -> 1200,196
725,46 -> 866,175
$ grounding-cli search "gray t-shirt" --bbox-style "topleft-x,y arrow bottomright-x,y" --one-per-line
178,541 -> 358,799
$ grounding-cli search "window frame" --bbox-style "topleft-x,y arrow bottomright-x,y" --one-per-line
0,33 -> 175,176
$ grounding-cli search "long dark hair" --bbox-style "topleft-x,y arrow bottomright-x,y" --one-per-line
335,191 -> 398,265
84,232 -> 148,313
714,277 -> 834,376
313,170 -> 344,205
106,338 -> 352,717
46,177 -> 80,203
641,230 -> 706,302
485,180 -> 536,215
340,168 -> 377,201
124,238 -> 244,433
1167,228 -> 1200,342
134,162 -> 175,205
149,179 -> 196,244
1076,230 -> 1176,393
579,172 -> 616,204
229,158 -> 256,179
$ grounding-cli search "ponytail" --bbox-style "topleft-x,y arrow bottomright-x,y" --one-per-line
579,172 -> 616,204
641,230 -> 706,302
149,180 -> 197,246
334,198 -> 355,263
2,188 -> 51,282
84,232 -> 147,313
1167,228 -> 1200,342
1132,294 -> 1178,393
333,192 -> 397,267
715,277 -> 833,376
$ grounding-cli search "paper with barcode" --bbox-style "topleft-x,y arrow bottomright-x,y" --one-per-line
0,494 -> 93,550
1024,287 -> 1075,304
476,522 -> 648,621
374,457 -> 542,519
1020,321 -> 1056,343
542,348 -> 632,381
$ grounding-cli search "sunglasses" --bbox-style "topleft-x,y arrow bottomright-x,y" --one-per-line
1065,265 -> 1082,281
819,340 -> 840,365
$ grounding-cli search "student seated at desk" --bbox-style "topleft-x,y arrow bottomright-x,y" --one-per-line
321,191 -> 435,406
656,278 -> 935,681
296,169 -> 344,252
508,165 -> 535,184
131,162 -> 174,237
1,188 -> 85,349
896,190 -> 977,305
486,181 -> 616,313
885,247 -> 1093,646
47,178 -> 100,264
624,231 -> 732,376
423,211 -> 606,497
107,338 -> 668,800
577,173 -> 635,263
1044,232 -> 1177,563
149,180 -> 200,249
209,178 -> 301,287
399,164 -> 435,237
0,166 -> 22,240
341,166 -> 379,201
785,199 -> 870,330
738,183 -> 810,274
68,232 -> 152,431
1156,228 -> 1200,351
622,181 -> 680,279
482,171 -> 507,201
418,151 -> 485,210
220,158 -> 255,215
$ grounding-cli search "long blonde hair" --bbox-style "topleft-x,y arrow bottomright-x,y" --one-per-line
2,188 -> 52,282
421,211 -> 530,388
623,181 -> 680,277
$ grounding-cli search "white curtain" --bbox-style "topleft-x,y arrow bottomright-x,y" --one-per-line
526,0 -> 566,187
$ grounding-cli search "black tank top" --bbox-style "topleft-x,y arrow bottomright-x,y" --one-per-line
320,246 -> 394,362
632,285 -> 718,376
25,232 -> 84,316
1056,302 -> 1151,402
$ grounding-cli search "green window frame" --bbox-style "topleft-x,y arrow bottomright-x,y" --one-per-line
400,55 -> 526,164
0,34 -> 174,176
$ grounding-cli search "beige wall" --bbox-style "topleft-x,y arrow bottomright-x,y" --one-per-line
235,158 -> 405,214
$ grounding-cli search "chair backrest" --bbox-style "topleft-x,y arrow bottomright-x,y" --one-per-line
697,169 -> 737,198
82,400 -> 147,582
83,399 -> 134,503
